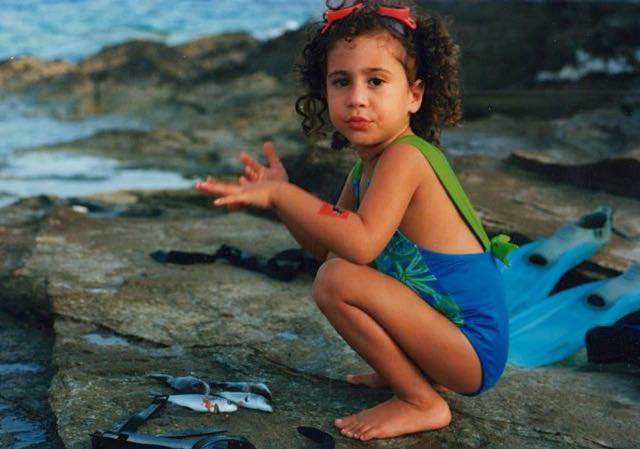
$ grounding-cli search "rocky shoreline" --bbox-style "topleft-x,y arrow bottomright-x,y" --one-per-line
1,1 -> 640,448
2,193 -> 638,449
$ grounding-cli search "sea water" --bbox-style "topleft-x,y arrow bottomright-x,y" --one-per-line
0,98 -> 199,207
0,0 -> 321,207
0,313 -> 60,449
0,0 -> 321,62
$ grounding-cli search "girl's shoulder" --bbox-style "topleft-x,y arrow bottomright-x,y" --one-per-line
367,140 -> 439,195
389,135 -> 445,163
378,137 -> 439,176
383,135 -> 455,181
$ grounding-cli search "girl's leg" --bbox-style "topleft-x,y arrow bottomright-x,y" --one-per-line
313,258 -> 482,441
346,372 -> 450,393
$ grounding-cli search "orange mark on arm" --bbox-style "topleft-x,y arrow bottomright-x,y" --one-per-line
318,202 -> 350,220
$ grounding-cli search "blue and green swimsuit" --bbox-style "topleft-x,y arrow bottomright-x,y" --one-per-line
352,135 -> 512,395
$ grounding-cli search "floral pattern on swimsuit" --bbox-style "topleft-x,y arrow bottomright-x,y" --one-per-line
351,158 -> 465,326
375,229 -> 465,327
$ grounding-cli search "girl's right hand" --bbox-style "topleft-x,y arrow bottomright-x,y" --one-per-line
194,176 -> 281,210
239,141 -> 289,184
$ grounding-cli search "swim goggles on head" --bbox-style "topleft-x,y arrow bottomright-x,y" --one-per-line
321,1 -> 417,34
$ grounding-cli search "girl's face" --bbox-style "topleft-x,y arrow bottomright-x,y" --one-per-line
326,31 -> 424,154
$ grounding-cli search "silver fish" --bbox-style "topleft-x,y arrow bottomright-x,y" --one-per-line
213,391 -> 273,413
148,373 -> 210,395
167,394 -> 238,413
208,381 -> 272,400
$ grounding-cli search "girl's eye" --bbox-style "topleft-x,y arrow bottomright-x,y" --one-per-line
369,78 -> 384,86
331,78 -> 350,87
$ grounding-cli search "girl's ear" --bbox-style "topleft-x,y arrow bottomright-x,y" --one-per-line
409,79 -> 425,114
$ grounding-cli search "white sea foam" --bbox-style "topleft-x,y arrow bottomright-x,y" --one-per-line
0,98 -> 196,205
0,99 -> 141,155
537,48 -> 637,82
0,151 -> 195,205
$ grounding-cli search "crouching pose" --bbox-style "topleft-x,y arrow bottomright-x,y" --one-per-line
196,0 -> 512,441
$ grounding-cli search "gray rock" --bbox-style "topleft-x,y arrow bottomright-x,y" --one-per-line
3,199 -> 635,449
455,153 -> 640,276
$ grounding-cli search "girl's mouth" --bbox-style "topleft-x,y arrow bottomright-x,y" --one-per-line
347,117 -> 372,130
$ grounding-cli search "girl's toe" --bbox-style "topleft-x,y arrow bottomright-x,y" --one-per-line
335,414 -> 356,430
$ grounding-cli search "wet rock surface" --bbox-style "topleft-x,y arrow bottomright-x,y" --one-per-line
1,196 -> 637,449
1,185 -> 638,448
1,1 -> 640,448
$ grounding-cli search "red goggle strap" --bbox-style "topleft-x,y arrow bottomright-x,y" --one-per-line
321,4 -> 417,34
378,6 -> 417,30
321,4 -> 364,34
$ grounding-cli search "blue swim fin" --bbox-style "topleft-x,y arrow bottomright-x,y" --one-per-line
502,206 -> 612,317
508,264 -> 640,368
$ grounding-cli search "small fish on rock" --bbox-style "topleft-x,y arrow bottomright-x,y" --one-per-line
148,373 -> 210,395
166,394 -> 238,413
209,380 -> 272,400
213,391 -> 274,413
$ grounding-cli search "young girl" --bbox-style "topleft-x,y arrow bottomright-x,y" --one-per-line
196,0 -> 513,441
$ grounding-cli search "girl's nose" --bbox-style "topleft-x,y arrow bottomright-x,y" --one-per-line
347,82 -> 368,107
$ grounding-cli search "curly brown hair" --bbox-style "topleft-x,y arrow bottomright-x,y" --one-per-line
295,0 -> 462,150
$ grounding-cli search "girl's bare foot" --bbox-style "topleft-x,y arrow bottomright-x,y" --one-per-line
345,373 -> 388,388
334,394 -> 451,441
346,372 -> 450,393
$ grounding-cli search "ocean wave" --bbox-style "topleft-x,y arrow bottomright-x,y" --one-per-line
0,0 -> 320,62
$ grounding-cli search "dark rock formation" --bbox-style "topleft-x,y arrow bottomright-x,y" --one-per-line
509,149 -> 640,199
2,1 -> 639,120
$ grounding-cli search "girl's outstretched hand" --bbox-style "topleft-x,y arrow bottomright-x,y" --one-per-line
194,176 -> 280,209
239,141 -> 289,184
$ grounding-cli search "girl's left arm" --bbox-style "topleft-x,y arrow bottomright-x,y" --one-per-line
196,143 -> 426,265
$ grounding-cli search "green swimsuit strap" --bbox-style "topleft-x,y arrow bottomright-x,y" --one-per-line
351,159 -> 364,185
393,135 -> 517,265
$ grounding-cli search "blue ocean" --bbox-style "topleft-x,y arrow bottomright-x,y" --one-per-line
0,0 -> 322,207
0,0 -> 321,61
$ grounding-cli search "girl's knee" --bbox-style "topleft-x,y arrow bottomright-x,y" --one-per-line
313,258 -> 352,312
